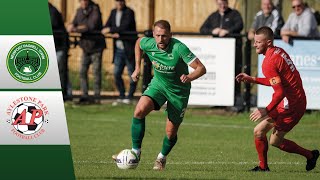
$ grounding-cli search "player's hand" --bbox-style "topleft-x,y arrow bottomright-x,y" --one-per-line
180,74 -> 191,83
131,69 -> 140,82
235,73 -> 254,83
250,108 -> 268,122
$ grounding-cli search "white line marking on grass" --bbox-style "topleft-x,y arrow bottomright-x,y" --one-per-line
183,122 -> 251,129
73,118 -> 251,129
167,161 -> 304,165
150,121 -> 252,129
74,160 -> 303,165
75,119 -> 119,122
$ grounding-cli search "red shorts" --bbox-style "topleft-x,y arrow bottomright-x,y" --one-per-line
268,100 -> 306,132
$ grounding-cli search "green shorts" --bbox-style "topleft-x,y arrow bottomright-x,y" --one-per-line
143,84 -> 190,125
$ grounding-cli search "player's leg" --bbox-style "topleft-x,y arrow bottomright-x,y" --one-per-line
153,94 -> 188,170
251,117 -> 274,171
270,117 -> 319,171
131,96 -> 155,155
112,96 -> 155,161
131,86 -> 167,159
153,118 -> 180,171
162,118 -> 180,155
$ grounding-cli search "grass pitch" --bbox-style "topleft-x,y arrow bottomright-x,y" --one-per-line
65,103 -> 320,179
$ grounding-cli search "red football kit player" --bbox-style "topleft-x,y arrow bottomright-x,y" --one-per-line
236,26 -> 319,172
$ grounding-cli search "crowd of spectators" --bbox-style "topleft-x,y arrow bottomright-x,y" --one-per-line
49,0 -> 320,106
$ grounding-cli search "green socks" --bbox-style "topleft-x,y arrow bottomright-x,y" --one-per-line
131,117 -> 145,149
161,135 -> 178,156
131,117 -> 178,157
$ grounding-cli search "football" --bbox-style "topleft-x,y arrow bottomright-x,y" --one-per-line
116,149 -> 139,169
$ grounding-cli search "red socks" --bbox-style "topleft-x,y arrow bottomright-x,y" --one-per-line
255,137 -> 312,169
279,139 -> 313,159
255,137 -> 268,169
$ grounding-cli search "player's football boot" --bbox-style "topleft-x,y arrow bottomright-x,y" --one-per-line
306,150 -> 319,171
250,166 -> 270,172
153,157 -> 166,170
112,154 -> 118,161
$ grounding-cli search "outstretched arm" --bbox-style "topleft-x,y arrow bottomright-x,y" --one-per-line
236,73 -> 271,86
180,58 -> 206,83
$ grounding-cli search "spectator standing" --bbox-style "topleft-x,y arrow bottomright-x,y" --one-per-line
49,2 -> 70,101
102,0 -> 137,105
281,0 -> 319,43
67,0 -> 106,104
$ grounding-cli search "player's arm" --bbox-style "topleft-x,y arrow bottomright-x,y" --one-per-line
235,73 -> 271,86
180,58 -> 206,83
264,58 -> 285,113
131,37 -> 144,82
266,76 -> 284,112
250,75 -> 284,122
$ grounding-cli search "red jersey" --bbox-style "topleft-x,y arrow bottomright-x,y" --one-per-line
260,46 -> 306,113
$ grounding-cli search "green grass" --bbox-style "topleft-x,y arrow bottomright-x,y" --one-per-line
65,103 -> 320,179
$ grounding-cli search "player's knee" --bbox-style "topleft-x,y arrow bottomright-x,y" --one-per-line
269,138 -> 280,147
166,130 -> 177,139
269,135 -> 282,147
166,122 -> 179,139
253,127 -> 266,138
133,106 -> 146,119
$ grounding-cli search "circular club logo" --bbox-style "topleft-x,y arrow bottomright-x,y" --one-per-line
6,97 -> 49,140
6,41 -> 49,83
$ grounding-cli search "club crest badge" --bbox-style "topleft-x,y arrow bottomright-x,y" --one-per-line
6,41 -> 49,83
6,96 -> 49,140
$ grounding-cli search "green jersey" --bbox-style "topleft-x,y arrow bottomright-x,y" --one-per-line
140,37 -> 196,94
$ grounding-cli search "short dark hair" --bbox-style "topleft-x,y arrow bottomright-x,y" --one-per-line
255,26 -> 274,41
153,20 -> 171,32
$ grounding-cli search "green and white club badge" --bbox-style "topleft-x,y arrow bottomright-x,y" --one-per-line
6,41 -> 49,83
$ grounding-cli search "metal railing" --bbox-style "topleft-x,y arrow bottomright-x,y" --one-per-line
53,30 -> 320,111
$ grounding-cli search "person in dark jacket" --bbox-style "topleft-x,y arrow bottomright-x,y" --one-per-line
49,2 -> 70,101
67,0 -> 106,104
102,0 -> 137,105
200,0 -> 243,36
200,0 -> 244,112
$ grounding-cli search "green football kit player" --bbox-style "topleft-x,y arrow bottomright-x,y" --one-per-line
113,20 -> 206,170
